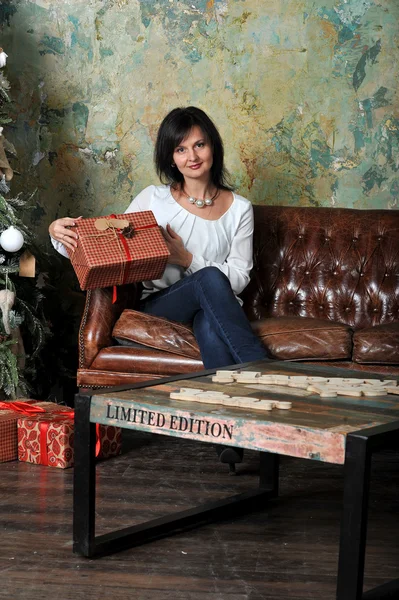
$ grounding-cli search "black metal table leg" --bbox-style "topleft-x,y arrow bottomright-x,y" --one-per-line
259,451 -> 279,497
336,422 -> 399,600
336,432 -> 371,600
73,393 -> 97,557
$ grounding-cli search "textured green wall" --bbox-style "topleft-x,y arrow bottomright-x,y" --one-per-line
1,0 -> 398,241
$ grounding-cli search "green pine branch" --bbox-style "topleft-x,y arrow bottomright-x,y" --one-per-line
0,339 -> 19,398
15,298 -> 46,358
0,88 -> 10,103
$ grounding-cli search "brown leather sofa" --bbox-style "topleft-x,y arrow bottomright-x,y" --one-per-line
77,205 -> 399,389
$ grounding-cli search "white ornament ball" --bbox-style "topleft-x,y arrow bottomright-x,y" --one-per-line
0,226 -> 24,252
0,51 -> 8,69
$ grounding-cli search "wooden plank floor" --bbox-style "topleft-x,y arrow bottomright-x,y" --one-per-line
1,431 -> 398,600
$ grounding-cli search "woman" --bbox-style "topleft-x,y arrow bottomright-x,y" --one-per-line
50,106 -> 271,470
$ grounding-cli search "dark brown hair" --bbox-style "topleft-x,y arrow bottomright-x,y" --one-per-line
154,106 -> 233,190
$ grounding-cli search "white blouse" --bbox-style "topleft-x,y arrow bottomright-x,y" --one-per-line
51,184 -> 254,301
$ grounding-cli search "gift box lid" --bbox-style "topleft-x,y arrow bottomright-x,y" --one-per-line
0,400 -> 62,420
18,412 -> 74,425
16,403 -> 73,422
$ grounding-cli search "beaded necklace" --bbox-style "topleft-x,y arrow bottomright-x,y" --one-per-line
182,187 -> 219,208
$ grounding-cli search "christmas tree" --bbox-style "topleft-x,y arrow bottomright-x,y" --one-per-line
0,47 -> 47,398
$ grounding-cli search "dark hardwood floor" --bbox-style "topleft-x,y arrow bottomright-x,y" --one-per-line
1,432 -> 398,600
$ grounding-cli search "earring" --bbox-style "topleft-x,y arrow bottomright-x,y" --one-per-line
171,163 -> 176,167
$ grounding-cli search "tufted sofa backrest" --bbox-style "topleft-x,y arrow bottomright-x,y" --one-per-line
242,205 -> 399,330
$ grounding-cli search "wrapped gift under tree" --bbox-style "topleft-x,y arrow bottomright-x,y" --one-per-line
0,400 -> 67,463
17,409 -> 122,468
67,212 -> 169,292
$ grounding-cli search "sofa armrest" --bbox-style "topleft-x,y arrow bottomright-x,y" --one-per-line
78,284 -> 140,369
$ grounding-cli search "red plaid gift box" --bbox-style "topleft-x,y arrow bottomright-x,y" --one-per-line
0,412 -> 16,462
67,211 -> 169,290
17,410 -> 122,468
0,400 -> 65,463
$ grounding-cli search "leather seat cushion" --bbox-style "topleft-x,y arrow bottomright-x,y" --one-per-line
112,309 -> 202,360
113,310 -> 353,362
90,346 -> 204,374
353,322 -> 399,364
251,317 -> 352,361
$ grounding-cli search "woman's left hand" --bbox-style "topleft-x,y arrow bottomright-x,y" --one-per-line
162,224 -> 192,269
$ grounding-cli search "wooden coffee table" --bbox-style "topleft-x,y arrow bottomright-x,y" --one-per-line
73,360 -> 399,600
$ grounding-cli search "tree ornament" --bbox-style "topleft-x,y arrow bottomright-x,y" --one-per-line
0,48 -> 8,68
0,226 -> 24,252
0,288 -> 15,334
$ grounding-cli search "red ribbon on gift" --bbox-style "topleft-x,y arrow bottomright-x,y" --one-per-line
38,414 -> 102,466
38,411 -> 74,467
95,423 -> 102,457
110,213 -> 132,304
0,401 -> 47,415
108,213 -> 160,304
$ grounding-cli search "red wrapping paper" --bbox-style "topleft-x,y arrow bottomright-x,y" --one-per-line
95,424 -> 122,460
0,401 -> 66,463
66,211 -> 169,290
17,410 -> 122,469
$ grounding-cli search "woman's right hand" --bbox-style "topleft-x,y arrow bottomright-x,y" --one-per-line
49,217 -> 82,251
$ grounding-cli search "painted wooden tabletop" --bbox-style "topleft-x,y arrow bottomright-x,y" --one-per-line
89,361 -> 399,465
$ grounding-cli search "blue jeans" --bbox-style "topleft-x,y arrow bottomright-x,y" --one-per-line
140,267 -> 270,369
